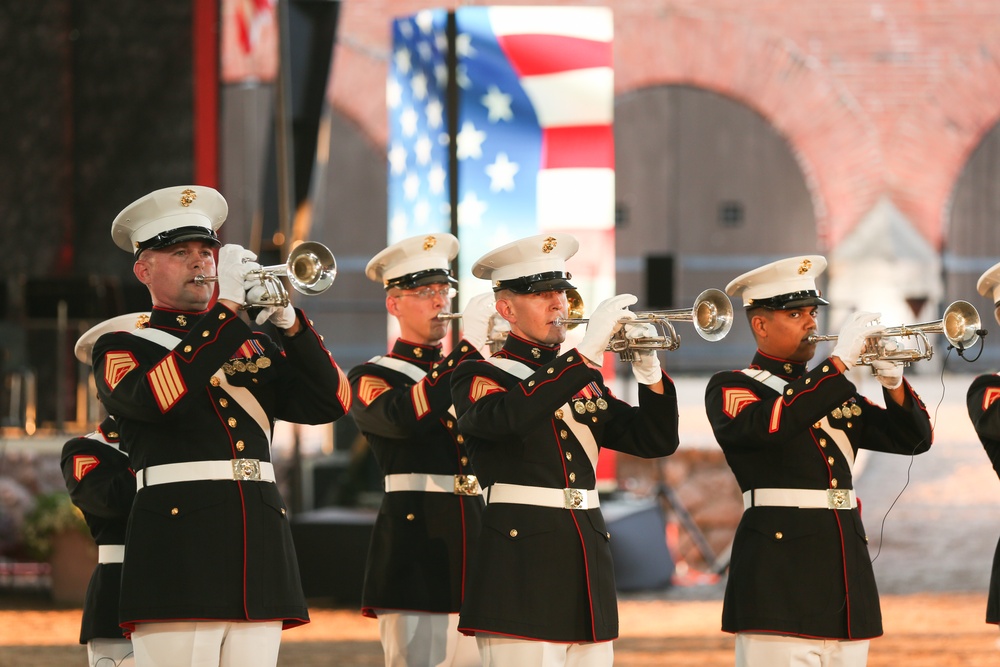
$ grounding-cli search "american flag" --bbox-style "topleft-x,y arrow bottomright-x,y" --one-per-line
387,7 -> 616,312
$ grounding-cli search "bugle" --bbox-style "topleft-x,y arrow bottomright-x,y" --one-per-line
195,241 -> 337,308
556,288 -> 734,362
807,300 -> 982,366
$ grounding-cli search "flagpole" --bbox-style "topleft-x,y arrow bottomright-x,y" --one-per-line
446,10 -> 461,342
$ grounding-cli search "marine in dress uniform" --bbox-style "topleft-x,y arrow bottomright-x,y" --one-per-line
92,186 -> 351,667
61,313 -> 147,667
704,256 -> 933,667
966,261 -> 1000,629
449,233 -> 680,666
351,233 -> 488,667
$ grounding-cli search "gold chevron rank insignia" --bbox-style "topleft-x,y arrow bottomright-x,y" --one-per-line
357,375 -> 391,406
104,351 -> 138,390
411,381 -> 430,419
722,387 -> 760,419
983,387 -> 1000,411
336,366 -> 352,410
73,455 -> 100,481
148,354 -> 187,413
469,376 -> 504,402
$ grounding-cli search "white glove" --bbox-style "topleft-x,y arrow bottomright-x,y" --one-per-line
626,321 -> 662,384
216,244 -> 261,304
831,311 -> 884,370
577,294 -> 638,367
461,292 -> 497,352
870,358 -> 904,390
245,285 -> 298,329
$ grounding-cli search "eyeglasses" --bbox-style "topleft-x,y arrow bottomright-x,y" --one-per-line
393,286 -> 457,300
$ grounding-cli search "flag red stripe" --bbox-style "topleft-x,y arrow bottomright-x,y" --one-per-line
496,34 -> 611,77
541,125 -> 614,169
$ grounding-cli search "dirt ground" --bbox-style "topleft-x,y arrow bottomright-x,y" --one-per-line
1,591 -> 998,666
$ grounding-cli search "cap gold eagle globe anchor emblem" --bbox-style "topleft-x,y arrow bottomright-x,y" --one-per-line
422,236 -> 437,251
180,188 -> 197,207
542,237 -> 557,253
176,315 -> 187,326
798,259 -> 812,274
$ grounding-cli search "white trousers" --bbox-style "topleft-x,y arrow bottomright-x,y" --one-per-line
88,637 -> 135,666
735,633 -> 870,667
130,620 -> 283,667
378,611 -> 479,667
476,635 -> 613,667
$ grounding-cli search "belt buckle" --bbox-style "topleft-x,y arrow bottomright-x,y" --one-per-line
233,458 -> 262,481
454,474 -> 480,496
827,488 -> 849,509
563,488 -> 585,510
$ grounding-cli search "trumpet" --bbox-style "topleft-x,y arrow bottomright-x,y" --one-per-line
195,241 -> 337,308
807,300 -> 982,366
556,288 -> 734,362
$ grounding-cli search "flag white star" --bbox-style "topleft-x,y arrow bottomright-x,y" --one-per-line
485,153 -> 519,192
388,143 -> 407,175
456,121 -> 486,160
410,70 -> 428,100
393,47 -> 412,75
434,62 -> 448,88
481,85 -> 513,123
428,164 -> 446,195
458,191 -> 488,227
416,40 -> 433,63
415,10 -> 434,34
414,135 -> 432,165
456,32 -> 475,58
403,172 -> 420,201
414,200 -> 431,225
425,97 -> 443,129
399,106 -> 419,137
386,77 -> 402,110
390,209 -> 409,239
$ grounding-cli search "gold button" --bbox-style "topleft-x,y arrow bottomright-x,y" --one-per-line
447,420 -> 454,428
280,508 -> 286,516
448,360 -> 454,367
606,532 -> 610,539
864,535 -> 869,544
785,388 -> 793,395
555,409 -> 564,420
228,417 -> 237,427
210,376 -> 221,387
457,435 -> 465,444
546,368 -> 554,374
432,371 -> 439,378
831,478 -> 838,488
569,472 -> 576,482
820,438 -> 827,447
461,345 -> 468,352
813,422 -> 822,429
509,529 -> 518,538
822,365 -> 830,372
591,417 -> 598,423
309,319 -> 314,326
846,422 -> 853,429
108,432 -> 118,438
805,378 -> 811,385
566,452 -> 573,461
184,345 -> 192,353
528,380 -> 535,387
236,441 -> 245,451
202,330 -> 210,337
461,456 -> 468,466
219,398 -> 229,408
320,335 -> 324,341
774,531 -> 783,540
252,378 -> 258,383
406,513 -> 415,521
219,312 -> 227,320
827,456 -> 835,465
560,429 -> 568,439
171,507 -> 179,516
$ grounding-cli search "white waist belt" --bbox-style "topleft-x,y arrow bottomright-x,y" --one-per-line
384,473 -> 481,496
136,459 -> 276,490
487,483 -> 600,510
98,544 -> 125,564
743,488 -> 857,511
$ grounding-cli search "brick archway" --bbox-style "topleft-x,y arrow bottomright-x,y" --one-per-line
614,11 -> 884,249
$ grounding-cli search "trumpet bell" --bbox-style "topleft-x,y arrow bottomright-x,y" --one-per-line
941,300 -> 981,349
286,241 -> 337,296
691,288 -> 734,342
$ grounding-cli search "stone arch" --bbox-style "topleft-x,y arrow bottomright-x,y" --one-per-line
613,10 -> 884,249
